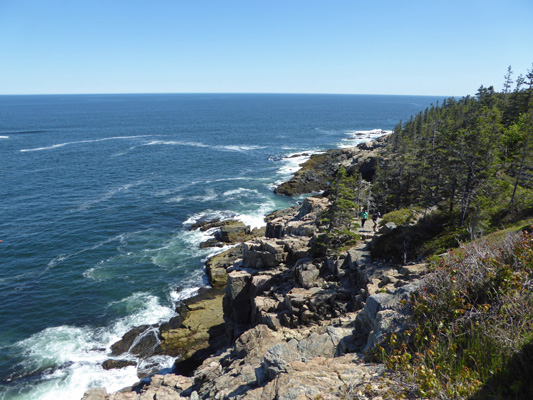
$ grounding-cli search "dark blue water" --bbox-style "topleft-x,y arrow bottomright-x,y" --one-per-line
0,93 -> 443,399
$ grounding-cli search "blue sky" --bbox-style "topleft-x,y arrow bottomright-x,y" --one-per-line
0,0 -> 531,96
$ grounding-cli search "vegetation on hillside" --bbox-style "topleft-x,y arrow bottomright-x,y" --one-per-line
366,65 -> 533,262
372,228 -> 533,399
312,166 -> 361,255
376,66 -> 532,228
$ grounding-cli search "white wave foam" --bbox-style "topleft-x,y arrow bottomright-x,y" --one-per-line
338,129 -> 392,148
183,210 -> 237,227
165,195 -> 184,203
221,145 -> 266,152
222,188 -> 260,198
13,292 -> 175,400
0,135 -> 9,139
108,293 -> 176,334
233,197 -> 278,229
20,135 -> 153,152
169,286 -> 200,303
144,139 -> 209,148
143,140 -> 265,153
275,150 -> 323,179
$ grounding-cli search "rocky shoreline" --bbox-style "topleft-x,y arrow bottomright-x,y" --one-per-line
83,136 -> 428,400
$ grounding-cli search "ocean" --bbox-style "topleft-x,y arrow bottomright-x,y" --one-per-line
0,93 -> 444,399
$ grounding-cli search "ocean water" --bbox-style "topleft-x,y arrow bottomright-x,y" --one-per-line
0,93 -> 444,399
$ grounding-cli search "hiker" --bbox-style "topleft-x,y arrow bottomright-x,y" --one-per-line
360,209 -> 368,228
372,211 -> 381,232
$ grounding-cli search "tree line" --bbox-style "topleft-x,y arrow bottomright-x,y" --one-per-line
373,65 -> 533,238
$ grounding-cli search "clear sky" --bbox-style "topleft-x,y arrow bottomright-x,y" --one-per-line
0,0 -> 531,96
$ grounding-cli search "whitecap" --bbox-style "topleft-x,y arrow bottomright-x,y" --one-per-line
20,135 -> 153,152
143,140 -> 265,153
143,139 -> 210,148
220,145 -> 266,152
165,195 -> 184,203
0,135 -> 10,139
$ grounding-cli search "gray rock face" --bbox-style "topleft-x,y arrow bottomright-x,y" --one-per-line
293,258 -> 320,289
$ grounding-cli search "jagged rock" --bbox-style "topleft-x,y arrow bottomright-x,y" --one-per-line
162,374 -> 193,392
262,327 -> 356,381
233,324 -> 283,360
282,237 -> 311,263
362,309 -> 406,354
198,238 -> 222,249
252,355 -> 386,400
242,239 -> 287,269
266,197 -> 328,239
102,359 -> 137,370
294,258 -> 320,289
217,221 -> 250,243
379,221 -> 397,234
224,270 -> 254,340
205,244 -> 243,288
129,328 -> 161,357
111,325 -> 159,357
225,270 -> 253,323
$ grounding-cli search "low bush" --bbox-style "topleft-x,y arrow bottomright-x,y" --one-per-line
380,207 -> 422,227
371,230 -> 533,399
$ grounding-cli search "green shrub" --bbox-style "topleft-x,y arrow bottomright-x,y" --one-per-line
372,230 -> 533,399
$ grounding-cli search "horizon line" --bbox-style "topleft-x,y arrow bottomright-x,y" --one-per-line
0,91 -> 454,98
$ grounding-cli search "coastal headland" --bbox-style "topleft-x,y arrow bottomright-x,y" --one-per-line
82,135 -> 427,399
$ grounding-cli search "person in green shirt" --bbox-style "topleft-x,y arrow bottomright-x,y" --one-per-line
360,209 -> 368,228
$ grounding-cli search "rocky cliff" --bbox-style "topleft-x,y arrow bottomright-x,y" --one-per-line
273,135 -> 388,196
83,138 -> 427,400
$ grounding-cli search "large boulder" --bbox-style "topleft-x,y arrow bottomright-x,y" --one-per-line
110,325 -> 160,357
205,244 -> 243,288
242,239 -> 288,269
101,359 -> 137,370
